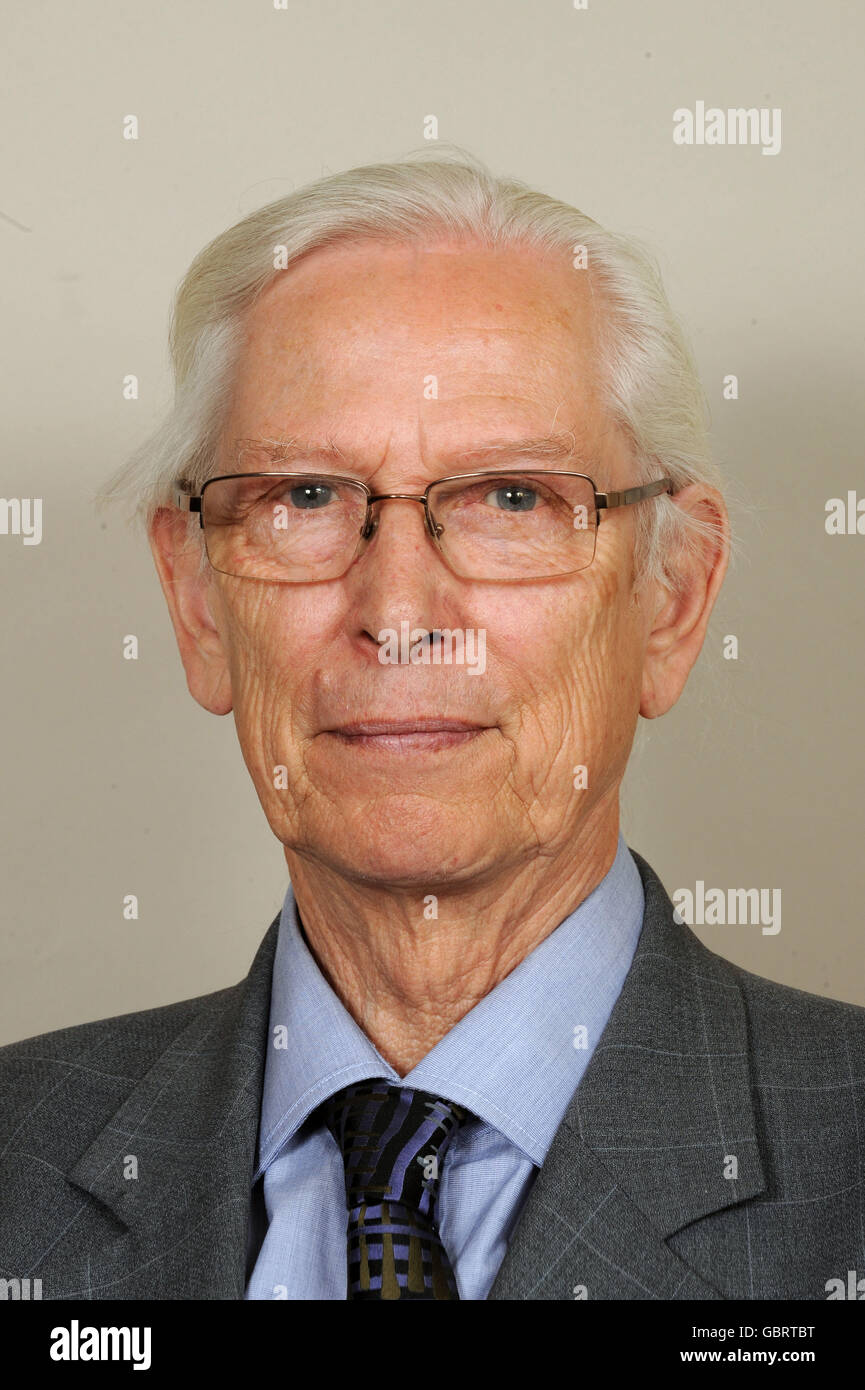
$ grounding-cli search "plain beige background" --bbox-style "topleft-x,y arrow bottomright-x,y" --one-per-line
1,0 -> 862,1044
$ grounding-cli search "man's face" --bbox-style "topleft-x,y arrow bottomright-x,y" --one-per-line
160,237 -> 660,888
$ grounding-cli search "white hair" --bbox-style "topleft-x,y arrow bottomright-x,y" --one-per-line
98,145 -> 731,591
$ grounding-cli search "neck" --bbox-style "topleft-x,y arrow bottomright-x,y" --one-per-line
284,807 -> 620,1075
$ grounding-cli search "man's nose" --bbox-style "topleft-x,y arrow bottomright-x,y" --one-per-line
349,496 -> 450,636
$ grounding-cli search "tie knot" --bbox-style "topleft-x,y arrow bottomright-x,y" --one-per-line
321,1081 -> 466,1213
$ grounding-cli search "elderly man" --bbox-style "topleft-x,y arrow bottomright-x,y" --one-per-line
1,152 -> 863,1303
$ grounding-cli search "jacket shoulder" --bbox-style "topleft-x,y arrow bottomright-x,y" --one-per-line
719,955 -> 865,1086
725,955 -> 865,1031
0,986 -> 236,1149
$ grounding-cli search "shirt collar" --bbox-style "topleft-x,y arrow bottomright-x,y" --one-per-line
256,832 -> 644,1178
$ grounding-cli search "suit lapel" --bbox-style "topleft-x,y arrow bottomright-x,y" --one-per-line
488,850 -> 766,1300
61,916 -> 280,1299
57,848 -> 764,1300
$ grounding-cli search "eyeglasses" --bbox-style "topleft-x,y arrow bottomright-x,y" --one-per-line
174,454 -> 674,584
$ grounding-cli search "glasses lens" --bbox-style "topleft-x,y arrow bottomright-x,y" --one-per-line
201,473 -> 367,581
428,472 -> 598,579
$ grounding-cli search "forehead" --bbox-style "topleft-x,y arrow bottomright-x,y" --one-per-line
224,236 -> 612,466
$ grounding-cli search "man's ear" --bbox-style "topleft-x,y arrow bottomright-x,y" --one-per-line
639,485 -> 729,720
148,507 -> 233,715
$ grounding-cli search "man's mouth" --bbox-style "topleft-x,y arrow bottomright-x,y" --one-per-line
322,719 -> 488,754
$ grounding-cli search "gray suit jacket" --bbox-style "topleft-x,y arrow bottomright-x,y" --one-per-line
1,849 -> 863,1300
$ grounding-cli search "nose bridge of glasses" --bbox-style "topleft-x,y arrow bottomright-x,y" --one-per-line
362,491 -> 442,541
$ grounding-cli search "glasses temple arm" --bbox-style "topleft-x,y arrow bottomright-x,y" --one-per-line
596,479 -> 674,510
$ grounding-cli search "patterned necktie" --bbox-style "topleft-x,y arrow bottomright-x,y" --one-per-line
321,1081 -> 467,1300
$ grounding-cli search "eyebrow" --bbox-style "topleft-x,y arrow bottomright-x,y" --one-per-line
233,431 -> 591,472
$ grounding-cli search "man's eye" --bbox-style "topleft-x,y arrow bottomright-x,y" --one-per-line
286,483 -> 334,510
483,484 -> 539,512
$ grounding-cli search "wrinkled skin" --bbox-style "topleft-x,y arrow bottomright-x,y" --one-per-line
151,237 -> 728,1073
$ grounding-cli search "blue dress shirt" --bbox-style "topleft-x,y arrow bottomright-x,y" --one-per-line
245,831 -> 644,1300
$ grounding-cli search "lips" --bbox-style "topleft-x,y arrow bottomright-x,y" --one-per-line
320,718 -> 488,755
326,719 -> 485,737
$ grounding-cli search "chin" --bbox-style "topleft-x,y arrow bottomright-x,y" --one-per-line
333,844 -> 489,891
305,806 -> 499,887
